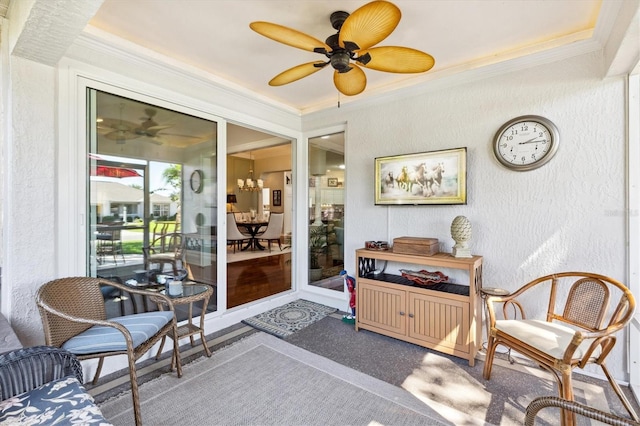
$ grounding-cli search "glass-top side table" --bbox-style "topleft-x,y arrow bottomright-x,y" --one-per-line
153,283 -> 213,367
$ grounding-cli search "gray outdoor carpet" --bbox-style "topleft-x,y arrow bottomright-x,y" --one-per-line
99,332 -> 480,425
241,299 -> 336,338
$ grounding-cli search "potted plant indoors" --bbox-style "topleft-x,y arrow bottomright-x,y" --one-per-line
309,224 -> 328,282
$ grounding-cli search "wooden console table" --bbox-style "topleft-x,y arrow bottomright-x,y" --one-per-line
355,249 -> 483,366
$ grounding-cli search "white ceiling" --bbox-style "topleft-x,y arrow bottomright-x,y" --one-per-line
88,0 -> 603,112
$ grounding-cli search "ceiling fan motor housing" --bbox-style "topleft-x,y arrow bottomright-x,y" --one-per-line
330,11 -> 349,30
330,51 -> 352,72
326,11 -> 355,73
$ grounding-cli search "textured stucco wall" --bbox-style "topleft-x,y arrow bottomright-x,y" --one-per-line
304,51 -> 630,380
4,55 -> 56,344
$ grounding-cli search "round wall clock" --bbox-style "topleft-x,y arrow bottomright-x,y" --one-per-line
190,169 -> 204,193
493,115 -> 559,171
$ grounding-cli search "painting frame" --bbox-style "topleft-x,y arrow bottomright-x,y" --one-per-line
375,147 -> 467,205
327,177 -> 339,187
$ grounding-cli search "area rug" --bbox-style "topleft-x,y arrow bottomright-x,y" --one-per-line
285,315 -> 639,425
241,299 -> 336,338
99,332 -> 479,425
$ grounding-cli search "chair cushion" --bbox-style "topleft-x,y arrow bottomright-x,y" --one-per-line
62,311 -> 174,354
0,376 -> 110,424
495,319 -> 601,360
149,253 -> 177,261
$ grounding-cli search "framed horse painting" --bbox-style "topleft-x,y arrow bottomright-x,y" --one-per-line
375,147 -> 467,205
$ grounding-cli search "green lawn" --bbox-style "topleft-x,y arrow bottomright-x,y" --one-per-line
125,221 -> 179,235
120,221 -> 179,254
122,241 -> 143,254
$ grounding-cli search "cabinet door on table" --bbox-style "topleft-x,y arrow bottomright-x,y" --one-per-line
408,292 -> 469,353
358,281 -> 406,336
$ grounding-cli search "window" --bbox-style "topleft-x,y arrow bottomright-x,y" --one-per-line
308,132 -> 345,292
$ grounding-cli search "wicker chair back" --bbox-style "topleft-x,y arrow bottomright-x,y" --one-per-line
36,277 -> 106,347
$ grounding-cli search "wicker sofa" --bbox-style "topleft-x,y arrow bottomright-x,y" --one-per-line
0,346 -> 111,424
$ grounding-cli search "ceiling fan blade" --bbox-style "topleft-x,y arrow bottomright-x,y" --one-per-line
250,22 -> 330,52
339,1 -> 401,51
99,118 -> 138,132
104,130 -> 141,141
157,132 -> 203,139
269,61 -> 328,86
334,65 -> 366,96
359,46 -> 435,73
140,138 -> 164,146
136,125 -> 173,137
147,125 -> 172,132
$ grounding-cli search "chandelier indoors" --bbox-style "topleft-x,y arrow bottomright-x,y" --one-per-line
237,153 -> 263,192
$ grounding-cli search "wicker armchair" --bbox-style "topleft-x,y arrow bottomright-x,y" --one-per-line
36,277 -> 183,426
483,272 -> 638,425
0,346 -> 109,423
526,396 -> 640,426
0,345 -> 82,399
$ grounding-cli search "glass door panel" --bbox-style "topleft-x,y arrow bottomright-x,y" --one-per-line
308,132 -> 345,292
226,141 -> 292,308
87,89 -> 218,318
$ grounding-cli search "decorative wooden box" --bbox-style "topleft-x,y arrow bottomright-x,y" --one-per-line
392,236 -> 439,256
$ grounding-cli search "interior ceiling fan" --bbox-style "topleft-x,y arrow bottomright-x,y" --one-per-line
135,108 -> 172,139
250,0 -> 435,96
98,103 -> 164,145
99,104 -> 213,148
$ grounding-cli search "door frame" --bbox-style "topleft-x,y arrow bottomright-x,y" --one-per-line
628,71 -> 640,401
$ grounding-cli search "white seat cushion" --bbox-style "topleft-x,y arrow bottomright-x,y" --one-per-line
495,319 -> 600,360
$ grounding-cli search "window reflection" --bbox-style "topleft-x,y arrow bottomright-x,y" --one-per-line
308,132 -> 345,292
87,90 -> 218,318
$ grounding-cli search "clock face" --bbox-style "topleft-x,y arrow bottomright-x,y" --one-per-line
493,115 -> 559,171
190,169 -> 204,193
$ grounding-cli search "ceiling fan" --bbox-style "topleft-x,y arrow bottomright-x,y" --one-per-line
134,108 -> 207,146
135,108 -> 172,138
98,103 -> 142,144
250,0 -> 435,96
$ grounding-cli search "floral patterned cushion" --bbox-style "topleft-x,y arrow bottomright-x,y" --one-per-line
0,376 -> 111,425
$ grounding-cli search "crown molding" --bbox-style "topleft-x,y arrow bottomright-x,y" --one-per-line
70,1 -> 628,119
302,32 -> 602,117
72,26 -> 301,119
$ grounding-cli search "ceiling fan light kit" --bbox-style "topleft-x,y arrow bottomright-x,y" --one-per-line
250,0 -> 435,97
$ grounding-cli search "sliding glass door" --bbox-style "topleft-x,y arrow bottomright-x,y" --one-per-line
226,140 -> 293,308
87,89 -> 218,317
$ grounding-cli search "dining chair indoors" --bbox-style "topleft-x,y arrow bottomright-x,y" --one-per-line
483,272 -> 638,425
256,212 -> 284,252
36,276 -> 183,426
227,212 -> 251,252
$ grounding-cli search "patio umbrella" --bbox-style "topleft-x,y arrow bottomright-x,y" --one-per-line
93,165 -> 141,178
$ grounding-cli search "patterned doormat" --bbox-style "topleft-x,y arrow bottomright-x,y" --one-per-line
242,299 -> 337,338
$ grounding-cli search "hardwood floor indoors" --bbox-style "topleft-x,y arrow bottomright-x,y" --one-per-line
227,250 -> 291,308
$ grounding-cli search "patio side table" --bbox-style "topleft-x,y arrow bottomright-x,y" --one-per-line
153,283 -> 213,368
480,286 -> 514,362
